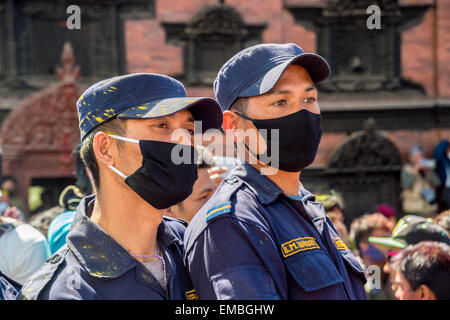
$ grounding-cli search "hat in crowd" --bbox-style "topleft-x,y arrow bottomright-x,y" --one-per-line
375,204 -> 397,219
59,185 -> 84,212
369,215 -> 450,249
315,190 -> 345,212
214,43 -> 330,111
77,73 -> 223,140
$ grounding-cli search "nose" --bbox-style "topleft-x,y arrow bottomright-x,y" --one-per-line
170,128 -> 193,146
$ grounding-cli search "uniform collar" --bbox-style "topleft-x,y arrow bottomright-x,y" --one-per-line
66,194 -> 181,279
231,163 -> 283,205
231,163 -> 318,206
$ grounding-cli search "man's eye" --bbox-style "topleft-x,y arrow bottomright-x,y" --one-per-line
155,123 -> 168,129
303,97 -> 316,104
187,128 -> 194,136
272,99 -> 287,106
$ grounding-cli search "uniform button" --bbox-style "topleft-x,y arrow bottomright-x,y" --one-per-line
50,254 -> 61,264
226,177 -> 238,184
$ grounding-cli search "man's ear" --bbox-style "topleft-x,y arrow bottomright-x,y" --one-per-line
223,110 -> 243,143
415,284 -> 436,300
93,132 -> 116,167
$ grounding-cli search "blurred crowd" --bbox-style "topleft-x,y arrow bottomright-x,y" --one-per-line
1,138 -> 449,300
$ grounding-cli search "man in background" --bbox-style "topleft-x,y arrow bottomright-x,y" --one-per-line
390,241 -> 450,300
164,147 -> 216,223
350,213 -> 393,300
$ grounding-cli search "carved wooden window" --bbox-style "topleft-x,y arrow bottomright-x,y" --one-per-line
162,3 -> 265,86
285,0 -> 429,93
0,0 -> 154,83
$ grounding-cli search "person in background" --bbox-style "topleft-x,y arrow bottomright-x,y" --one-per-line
375,204 -> 397,231
435,209 -> 450,233
349,213 -> 394,300
389,241 -> 450,300
1,177 -> 29,219
164,146 -> 216,223
400,145 -> 441,217
0,215 -> 50,285
369,215 -> 450,266
0,146 -> 50,288
316,190 -> 349,245
433,139 -> 450,211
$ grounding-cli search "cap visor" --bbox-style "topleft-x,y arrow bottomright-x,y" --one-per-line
118,97 -> 223,132
368,236 -> 407,249
239,53 -> 330,98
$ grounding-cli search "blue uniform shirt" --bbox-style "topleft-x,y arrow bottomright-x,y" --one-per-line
184,163 -> 367,300
17,195 -> 196,300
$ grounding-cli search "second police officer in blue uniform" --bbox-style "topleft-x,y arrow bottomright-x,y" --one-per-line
17,73 -> 222,299
184,43 -> 368,299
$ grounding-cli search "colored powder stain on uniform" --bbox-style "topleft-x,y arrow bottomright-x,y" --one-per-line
95,117 -> 103,122
138,106 -> 147,109
110,86 -> 117,90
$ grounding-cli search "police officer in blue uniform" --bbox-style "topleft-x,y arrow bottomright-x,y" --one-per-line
17,73 -> 222,299
184,43 -> 367,299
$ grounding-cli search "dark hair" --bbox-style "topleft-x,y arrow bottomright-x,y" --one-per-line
79,118 -> 127,189
73,144 -> 92,195
229,97 -> 248,115
391,241 -> 450,300
350,213 -> 391,251
197,146 -> 216,169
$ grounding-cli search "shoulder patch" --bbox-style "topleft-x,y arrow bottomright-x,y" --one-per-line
206,201 -> 232,222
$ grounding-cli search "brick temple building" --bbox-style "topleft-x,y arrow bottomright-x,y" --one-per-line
0,0 -> 449,221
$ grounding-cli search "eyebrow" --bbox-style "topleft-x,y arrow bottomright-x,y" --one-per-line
267,85 -> 317,95
305,85 -> 317,92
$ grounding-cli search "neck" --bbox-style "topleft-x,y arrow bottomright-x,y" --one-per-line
253,161 -> 301,196
91,181 -> 163,263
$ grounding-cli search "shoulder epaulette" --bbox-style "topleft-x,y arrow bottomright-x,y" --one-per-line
206,201 -> 232,222
17,247 -> 69,300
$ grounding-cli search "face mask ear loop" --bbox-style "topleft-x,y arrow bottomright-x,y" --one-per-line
105,134 -> 138,179
233,111 -> 254,121
107,134 -> 140,144
108,165 -> 128,179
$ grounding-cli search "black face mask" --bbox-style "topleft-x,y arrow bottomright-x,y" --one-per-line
235,109 -> 322,172
107,135 -> 198,209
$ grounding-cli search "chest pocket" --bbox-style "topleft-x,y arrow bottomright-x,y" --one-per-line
284,250 -> 344,292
